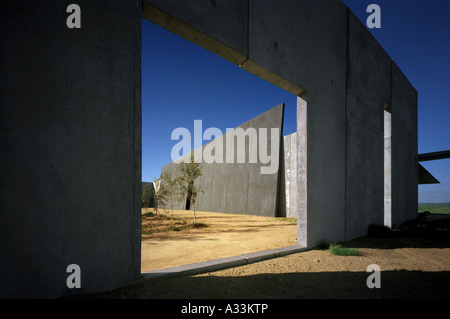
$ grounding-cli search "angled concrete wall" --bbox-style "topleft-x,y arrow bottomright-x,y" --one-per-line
160,103 -> 284,217
0,1 -> 142,298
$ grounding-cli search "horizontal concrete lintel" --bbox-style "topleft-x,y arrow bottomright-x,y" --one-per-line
142,2 -> 247,67
240,59 -> 306,97
141,245 -> 308,280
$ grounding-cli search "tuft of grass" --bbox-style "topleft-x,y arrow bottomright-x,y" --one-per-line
327,243 -> 361,256
171,227 -> 181,231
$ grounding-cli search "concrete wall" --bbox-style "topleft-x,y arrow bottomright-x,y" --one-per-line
345,11 -> 418,234
0,0 -> 418,298
160,103 -> 284,217
345,10 -> 391,239
0,0 -> 142,298
391,63 -> 418,227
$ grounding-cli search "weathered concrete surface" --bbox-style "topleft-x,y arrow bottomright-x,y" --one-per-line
391,62 -> 418,227
282,133 -> 298,218
1,0 -> 418,298
345,10 -> 391,239
160,104 -> 285,217
0,1 -> 142,298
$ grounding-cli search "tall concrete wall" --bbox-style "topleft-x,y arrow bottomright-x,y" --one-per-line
0,0 -> 418,298
345,10 -> 390,239
345,11 -> 418,235
0,1 -> 142,298
160,103 -> 284,217
391,63 -> 418,227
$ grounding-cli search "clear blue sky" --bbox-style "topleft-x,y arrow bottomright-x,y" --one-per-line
142,0 -> 450,203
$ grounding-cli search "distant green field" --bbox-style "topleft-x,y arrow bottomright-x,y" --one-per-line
418,203 -> 450,215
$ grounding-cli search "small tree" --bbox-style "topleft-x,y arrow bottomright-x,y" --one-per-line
152,179 -> 161,215
178,154 -> 203,225
158,170 -> 183,217
188,182 -> 203,225
141,183 -> 152,209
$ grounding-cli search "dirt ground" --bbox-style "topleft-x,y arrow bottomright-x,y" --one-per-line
141,208 -> 298,272
76,213 -> 450,299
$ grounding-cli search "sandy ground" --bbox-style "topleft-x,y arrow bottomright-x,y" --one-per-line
141,209 -> 298,272
75,213 -> 450,299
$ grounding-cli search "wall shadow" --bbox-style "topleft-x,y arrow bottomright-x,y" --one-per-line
338,217 -> 450,250
72,270 -> 450,299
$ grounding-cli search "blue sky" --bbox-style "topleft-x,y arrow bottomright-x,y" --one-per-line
142,1 -> 450,203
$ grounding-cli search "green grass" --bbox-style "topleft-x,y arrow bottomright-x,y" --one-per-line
418,203 -> 450,215
327,243 -> 361,256
315,241 -> 361,256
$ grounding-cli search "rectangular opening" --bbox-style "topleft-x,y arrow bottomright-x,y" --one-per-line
140,15 -> 306,273
384,105 -> 392,227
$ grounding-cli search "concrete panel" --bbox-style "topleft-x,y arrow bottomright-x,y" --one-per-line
246,0 -> 346,92
194,162 -> 214,211
160,103 -> 284,217
225,119 -> 253,215
345,10 -> 392,239
391,62 -> 418,227
246,0 -> 348,246
245,0 -> 348,246
247,103 -> 284,216
0,0 -> 141,298
208,161 -> 230,213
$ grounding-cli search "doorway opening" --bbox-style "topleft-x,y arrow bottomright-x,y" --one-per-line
141,7 -> 306,272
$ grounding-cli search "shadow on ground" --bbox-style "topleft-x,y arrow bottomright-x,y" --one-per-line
68,217 -> 450,299
71,270 -> 450,299
340,217 -> 450,250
